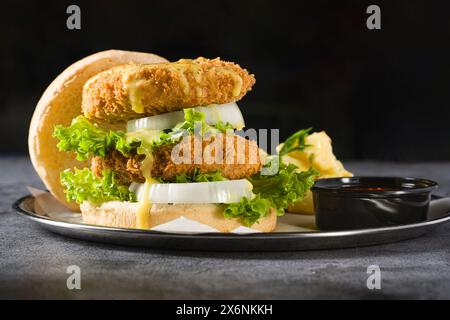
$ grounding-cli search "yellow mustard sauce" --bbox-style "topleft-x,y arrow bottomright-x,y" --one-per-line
167,59 -> 243,98
166,60 -> 201,95
136,178 -> 153,229
136,154 -> 158,230
168,64 -> 191,95
217,68 -> 243,97
125,79 -> 145,114
195,87 -> 203,98
126,130 -> 160,230
204,66 -> 242,97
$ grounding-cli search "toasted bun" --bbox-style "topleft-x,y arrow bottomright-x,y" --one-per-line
29,50 -> 168,210
80,202 -> 277,233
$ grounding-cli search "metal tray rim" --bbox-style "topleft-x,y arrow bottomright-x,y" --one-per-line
13,194 -> 450,240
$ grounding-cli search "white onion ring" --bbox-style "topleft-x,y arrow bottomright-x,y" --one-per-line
129,179 -> 254,204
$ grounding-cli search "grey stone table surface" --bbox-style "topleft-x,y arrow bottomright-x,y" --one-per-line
1,156 -> 450,299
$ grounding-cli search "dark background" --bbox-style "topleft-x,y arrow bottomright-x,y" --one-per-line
1,0 -> 449,160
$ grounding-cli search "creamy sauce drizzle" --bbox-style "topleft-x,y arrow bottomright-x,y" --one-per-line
218,68 -> 243,96
126,79 -> 146,114
129,130 -> 159,230
136,153 -> 157,229
168,64 -> 193,95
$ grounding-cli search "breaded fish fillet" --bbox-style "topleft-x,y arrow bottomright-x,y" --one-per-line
91,134 -> 262,184
82,57 -> 256,123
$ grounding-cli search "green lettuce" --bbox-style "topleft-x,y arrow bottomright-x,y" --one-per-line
175,108 -> 232,134
136,109 -> 235,154
224,195 -> 272,226
53,109 -> 234,161
173,169 -> 228,183
53,116 -> 139,161
224,163 -> 318,226
176,108 -> 207,134
249,164 -> 318,214
154,109 -> 233,146
211,121 -> 234,133
60,168 -> 136,204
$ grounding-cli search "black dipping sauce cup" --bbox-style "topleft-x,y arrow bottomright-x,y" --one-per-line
312,177 -> 438,231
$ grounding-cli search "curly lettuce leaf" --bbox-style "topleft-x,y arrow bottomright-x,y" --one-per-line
169,108 -> 234,136
177,108 -> 206,133
149,110 -> 234,151
53,116 -> 139,161
213,121 -> 234,133
60,168 -> 136,204
224,195 -> 272,227
173,168 -> 228,183
54,110 -> 235,161
224,164 -> 318,226
249,164 -> 318,215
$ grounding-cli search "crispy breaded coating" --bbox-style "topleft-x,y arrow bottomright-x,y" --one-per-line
91,150 -> 145,185
152,133 -> 262,181
91,134 -> 262,184
82,57 -> 256,123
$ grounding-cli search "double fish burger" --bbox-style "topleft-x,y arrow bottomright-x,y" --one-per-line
29,50 -> 317,233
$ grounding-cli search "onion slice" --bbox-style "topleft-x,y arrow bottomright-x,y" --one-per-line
129,179 -> 254,204
127,102 -> 245,132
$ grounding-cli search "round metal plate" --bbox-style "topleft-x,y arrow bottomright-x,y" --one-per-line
13,194 -> 450,251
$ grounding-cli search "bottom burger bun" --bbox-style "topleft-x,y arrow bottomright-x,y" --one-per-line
80,201 -> 277,232
28,50 -> 168,211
